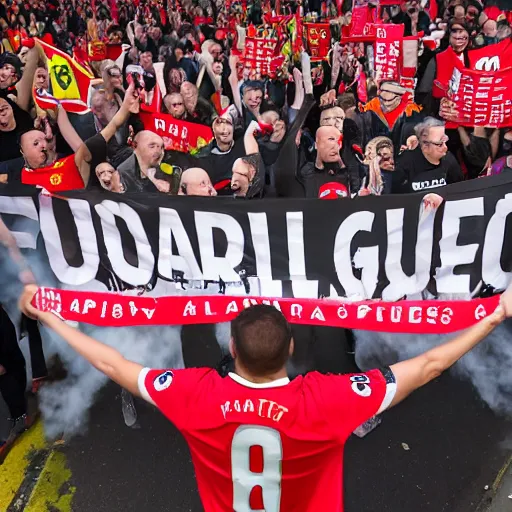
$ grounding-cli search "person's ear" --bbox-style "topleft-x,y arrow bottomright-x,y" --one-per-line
229,337 -> 236,359
289,338 -> 294,357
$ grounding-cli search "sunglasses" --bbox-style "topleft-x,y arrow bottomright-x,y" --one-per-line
171,102 -> 183,107
108,69 -> 122,77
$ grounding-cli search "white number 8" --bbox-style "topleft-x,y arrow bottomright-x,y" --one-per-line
231,425 -> 283,511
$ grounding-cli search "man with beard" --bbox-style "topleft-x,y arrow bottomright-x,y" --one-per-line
116,130 -> 168,193
20,83 -> 141,192
358,81 -> 422,155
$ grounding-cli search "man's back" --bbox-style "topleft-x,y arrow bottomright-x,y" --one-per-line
139,366 -> 395,511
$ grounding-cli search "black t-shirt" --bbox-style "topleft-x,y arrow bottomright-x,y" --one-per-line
394,147 -> 464,193
0,102 -> 34,163
197,138 -> 246,185
298,162 -> 351,199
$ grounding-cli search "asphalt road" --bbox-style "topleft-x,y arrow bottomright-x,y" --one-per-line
1,325 -> 511,511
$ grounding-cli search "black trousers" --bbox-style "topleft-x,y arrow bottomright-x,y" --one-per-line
0,306 -> 27,419
22,315 -> 48,380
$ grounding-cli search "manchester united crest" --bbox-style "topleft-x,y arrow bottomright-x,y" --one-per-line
50,173 -> 63,186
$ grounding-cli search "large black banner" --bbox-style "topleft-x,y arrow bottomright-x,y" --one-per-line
2,174 -> 512,303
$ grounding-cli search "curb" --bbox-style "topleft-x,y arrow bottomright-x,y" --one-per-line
475,454 -> 512,512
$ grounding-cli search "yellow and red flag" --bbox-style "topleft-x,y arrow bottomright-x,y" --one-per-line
35,38 -> 94,113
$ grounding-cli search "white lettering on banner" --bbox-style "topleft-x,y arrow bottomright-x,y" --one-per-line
475,56 -> 500,71
183,300 -> 197,316
357,305 -> 372,319
310,306 -> 325,321
334,211 -> 378,298
248,212 -> 272,279
482,193 -> 512,290
83,299 -> 97,314
475,304 -> 487,320
436,198 -> 484,294
95,200 -> 155,285
383,206 -> 435,301
18,188 -> 512,301
195,211 -> 244,282
0,196 -> 39,249
40,196 -> 100,285
291,304 -> 302,318
158,207 -> 203,280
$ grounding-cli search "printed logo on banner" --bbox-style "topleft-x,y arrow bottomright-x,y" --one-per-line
154,371 -> 174,391
350,375 -> 372,397
474,56 -> 500,72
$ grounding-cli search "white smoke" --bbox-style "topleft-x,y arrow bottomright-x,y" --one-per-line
37,323 -> 184,439
353,320 -> 512,418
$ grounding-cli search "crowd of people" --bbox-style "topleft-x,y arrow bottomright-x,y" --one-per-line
0,0 -> 512,503
0,0 -> 510,198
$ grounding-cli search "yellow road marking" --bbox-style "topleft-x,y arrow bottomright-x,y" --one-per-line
24,451 -> 75,512
0,421 -> 46,510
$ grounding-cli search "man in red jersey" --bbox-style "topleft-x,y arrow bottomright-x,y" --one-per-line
19,284 -> 512,512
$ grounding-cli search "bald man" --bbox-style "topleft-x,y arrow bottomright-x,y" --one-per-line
117,130 -> 165,193
178,167 -> 217,196
296,125 -> 350,198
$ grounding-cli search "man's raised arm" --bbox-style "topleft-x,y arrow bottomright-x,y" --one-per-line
19,285 -> 143,397
74,83 -> 141,186
388,287 -> 511,409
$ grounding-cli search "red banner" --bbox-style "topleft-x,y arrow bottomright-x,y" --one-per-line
140,112 -> 213,153
305,23 -> 330,60
449,66 -> 512,128
32,287 -> 500,334
372,24 -> 403,82
243,37 -> 284,76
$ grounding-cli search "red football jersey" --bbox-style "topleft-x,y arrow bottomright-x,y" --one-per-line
139,367 -> 396,512
22,155 -> 84,192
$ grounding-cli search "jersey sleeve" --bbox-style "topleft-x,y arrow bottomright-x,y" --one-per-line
314,368 -> 397,441
138,367 -> 211,430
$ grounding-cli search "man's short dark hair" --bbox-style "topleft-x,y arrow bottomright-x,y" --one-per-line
231,305 -> 292,376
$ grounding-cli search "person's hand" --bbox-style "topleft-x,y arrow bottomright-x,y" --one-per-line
440,97 -> 459,122
19,269 -> 36,285
0,364 -> 6,376
122,83 -> 140,114
422,193 -> 444,210
497,284 -> 512,319
0,174 -> 7,184
246,120 -> 262,136
18,284 -> 42,320
111,171 -> 124,193
358,188 -> 371,196
270,120 -> 286,143
153,178 -> 170,193
320,89 -> 337,107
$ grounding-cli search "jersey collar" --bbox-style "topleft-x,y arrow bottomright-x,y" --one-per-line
228,372 -> 290,389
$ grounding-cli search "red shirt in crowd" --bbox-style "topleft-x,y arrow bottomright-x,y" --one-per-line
21,154 -> 84,192
139,366 -> 396,512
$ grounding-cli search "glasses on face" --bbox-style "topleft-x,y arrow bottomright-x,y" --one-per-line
171,102 -> 183,107
108,69 -> 122,78
425,136 -> 449,148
